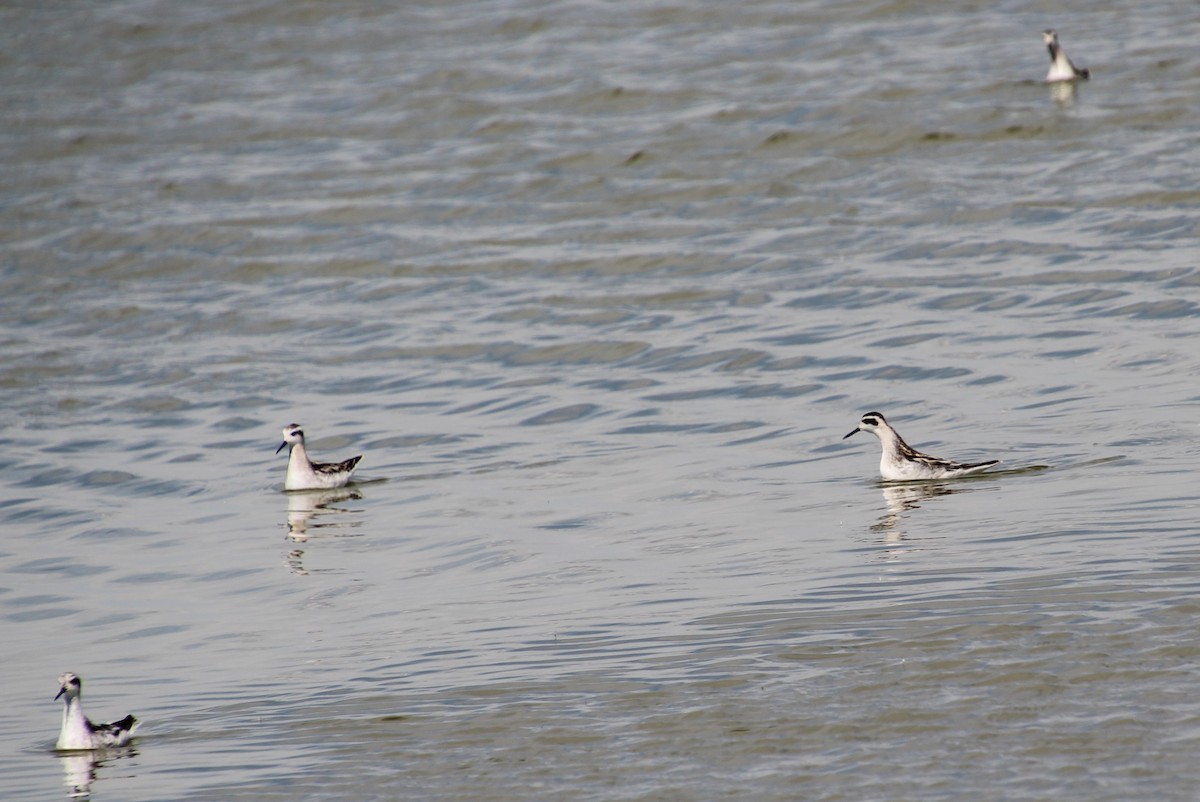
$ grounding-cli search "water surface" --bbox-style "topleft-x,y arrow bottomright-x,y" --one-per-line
3,0 -> 1200,799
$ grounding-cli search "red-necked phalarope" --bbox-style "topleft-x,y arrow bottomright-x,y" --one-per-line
55,673 -> 138,750
1043,30 -> 1090,82
843,411 -> 999,481
276,423 -> 362,491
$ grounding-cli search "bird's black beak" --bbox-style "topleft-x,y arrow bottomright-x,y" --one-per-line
55,687 -> 65,701
275,441 -> 288,454
843,427 -> 860,440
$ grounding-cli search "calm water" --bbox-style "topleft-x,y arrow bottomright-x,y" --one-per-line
4,0 -> 1200,799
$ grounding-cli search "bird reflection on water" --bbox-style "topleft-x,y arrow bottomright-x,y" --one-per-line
870,482 -> 962,554
285,487 -> 365,541
283,487 -> 366,577
57,746 -> 137,799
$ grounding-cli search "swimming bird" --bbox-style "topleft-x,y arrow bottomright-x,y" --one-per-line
843,411 -> 999,481
1043,29 -> 1090,82
276,423 -> 362,490
55,673 -> 138,750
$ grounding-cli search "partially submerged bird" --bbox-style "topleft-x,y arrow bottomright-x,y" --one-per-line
1043,29 -> 1090,82
276,423 -> 362,490
55,673 -> 138,750
844,411 -> 999,481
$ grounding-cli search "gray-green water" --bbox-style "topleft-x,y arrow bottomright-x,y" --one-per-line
4,1 -> 1200,799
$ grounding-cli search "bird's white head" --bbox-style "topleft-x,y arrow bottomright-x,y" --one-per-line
276,424 -> 305,455
843,411 -> 888,440
56,673 -> 82,702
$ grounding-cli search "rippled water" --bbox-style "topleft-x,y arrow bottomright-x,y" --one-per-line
4,0 -> 1200,799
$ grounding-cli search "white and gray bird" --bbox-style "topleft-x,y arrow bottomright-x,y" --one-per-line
844,411 -> 999,481
276,424 -> 362,491
55,673 -> 138,750
1043,29 -> 1090,82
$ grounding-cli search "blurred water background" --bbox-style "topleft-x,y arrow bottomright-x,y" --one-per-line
3,0 -> 1200,799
